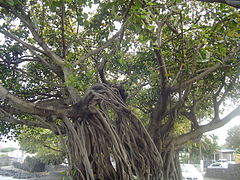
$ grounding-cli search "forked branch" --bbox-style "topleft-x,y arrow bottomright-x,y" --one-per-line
73,23 -> 127,66
171,46 -> 240,92
174,105 -> 240,147
0,84 -> 64,116
196,0 -> 240,8
0,108 -> 53,130
4,5 -> 65,66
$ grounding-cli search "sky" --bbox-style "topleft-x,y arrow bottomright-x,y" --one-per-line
208,116 -> 240,146
207,105 -> 240,146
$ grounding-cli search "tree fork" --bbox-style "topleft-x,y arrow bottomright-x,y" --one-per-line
59,83 -> 173,180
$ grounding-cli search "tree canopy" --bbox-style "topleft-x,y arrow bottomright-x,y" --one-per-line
0,0 -> 240,179
225,124 -> 240,150
181,134 -> 220,163
17,126 -> 65,164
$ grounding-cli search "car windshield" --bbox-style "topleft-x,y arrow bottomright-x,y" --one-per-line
212,163 -> 221,167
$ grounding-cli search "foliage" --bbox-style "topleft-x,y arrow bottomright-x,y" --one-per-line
0,122 -> 20,140
180,134 -> 220,163
200,135 -> 220,158
225,125 -> 240,150
18,126 -> 65,165
13,156 -> 46,172
0,0 -> 239,179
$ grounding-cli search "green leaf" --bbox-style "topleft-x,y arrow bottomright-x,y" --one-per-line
146,2 -> 155,6
6,0 -> 15,6
65,62 -> 73,68
140,15 -> 147,18
119,57 -> 123,65
86,71 -> 92,78
147,25 -> 155,30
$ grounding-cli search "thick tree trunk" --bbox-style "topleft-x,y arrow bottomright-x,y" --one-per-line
59,84 -> 182,180
161,150 -> 182,180
64,121 -> 182,180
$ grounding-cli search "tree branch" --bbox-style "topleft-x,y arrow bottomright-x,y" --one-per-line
95,0 -> 134,84
174,105 -> 240,147
0,30 -> 64,78
119,0 -> 134,44
196,0 -> 240,8
154,48 -> 169,89
0,108 -> 52,130
61,1 -> 66,58
1,5 -> 81,103
0,30 -> 46,55
171,46 -> 240,92
212,95 -> 221,121
7,6 -> 65,67
0,84 -> 64,116
43,144 -> 64,153
73,22 -> 127,66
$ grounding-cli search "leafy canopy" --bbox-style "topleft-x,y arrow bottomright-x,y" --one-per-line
0,0 -> 239,161
18,126 -> 65,164
225,125 -> 240,150
0,0 -> 240,179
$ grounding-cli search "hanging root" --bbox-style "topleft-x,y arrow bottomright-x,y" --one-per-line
61,83 -> 164,180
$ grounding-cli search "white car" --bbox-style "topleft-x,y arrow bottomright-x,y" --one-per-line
181,164 -> 203,180
207,162 -> 228,169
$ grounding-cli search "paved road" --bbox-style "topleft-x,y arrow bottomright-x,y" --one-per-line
204,178 -> 223,180
0,175 -> 22,180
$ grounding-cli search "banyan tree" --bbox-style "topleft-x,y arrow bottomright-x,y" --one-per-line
0,0 -> 240,179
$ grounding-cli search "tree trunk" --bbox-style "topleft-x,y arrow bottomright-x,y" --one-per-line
59,84 -> 182,180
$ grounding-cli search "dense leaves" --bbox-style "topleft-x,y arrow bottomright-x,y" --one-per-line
181,134 -> 220,164
225,125 -> 240,150
18,126 -> 65,164
0,0 -> 239,179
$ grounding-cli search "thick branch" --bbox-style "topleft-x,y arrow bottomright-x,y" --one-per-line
212,96 -> 220,121
0,84 -> 64,116
181,110 -> 199,129
174,105 -> 240,147
73,23 -> 127,66
61,1 -> 66,58
196,0 -> 240,8
98,58 -> 108,84
5,7 -> 79,102
154,48 -> 168,89
0,108 -> 52,130
0,30 -> 46,55
0,30 -> 64,78
171,46 -> 240,92
8,7 -> 65,67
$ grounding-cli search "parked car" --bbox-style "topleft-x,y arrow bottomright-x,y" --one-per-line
217,159 -> 228,163
181,164 -> 203,180
207,162 -> 228,169
203,160 -> 216,168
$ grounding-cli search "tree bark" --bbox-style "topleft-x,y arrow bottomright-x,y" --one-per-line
56,84 -> 164,179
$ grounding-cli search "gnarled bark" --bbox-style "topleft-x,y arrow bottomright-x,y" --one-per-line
58,83 -> 181,180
